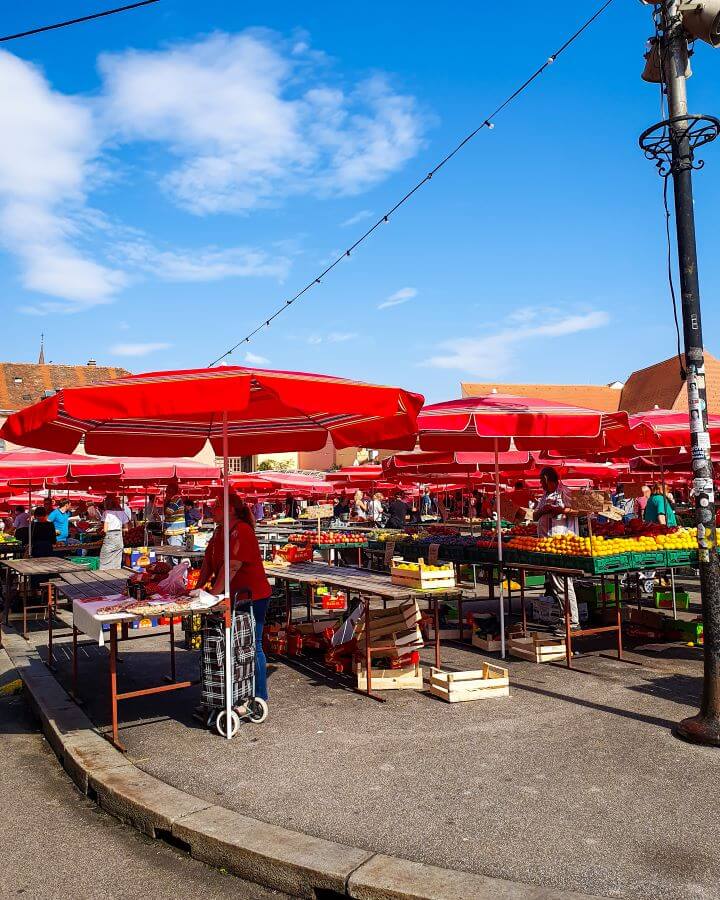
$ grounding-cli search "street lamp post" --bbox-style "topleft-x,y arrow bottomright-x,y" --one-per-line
640,0 -> 720,745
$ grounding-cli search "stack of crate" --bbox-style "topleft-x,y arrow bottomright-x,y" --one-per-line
354,600 -> 424,689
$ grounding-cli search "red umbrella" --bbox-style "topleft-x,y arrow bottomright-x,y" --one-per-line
0,448 -> 122,480
383,450 -> 532,475
1,365 -> 422,737
0,366 -> 423,457
417,395 -> 635,452
101,457 -> 221,481
331,466 -> 384,482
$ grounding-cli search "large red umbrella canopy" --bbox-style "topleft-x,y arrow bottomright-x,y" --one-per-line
0,366 -> 423,457
383,450 -> 532,476
100,456 -> 221,481
0,448 -> 122,480
625,409 -> 720,451
330,466 -> 384,482
417,395 -> 633,453
254,472 -> 335,495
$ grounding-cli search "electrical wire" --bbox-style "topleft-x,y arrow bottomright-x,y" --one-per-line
0,0 -> 160,43
208,0 -> 617,367
654,8 -> 686,382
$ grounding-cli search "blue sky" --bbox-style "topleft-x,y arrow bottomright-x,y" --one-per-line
2,1 -> 719,402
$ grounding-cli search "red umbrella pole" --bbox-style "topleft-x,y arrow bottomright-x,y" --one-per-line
494,440 -> 506,659
222,411 -> 232,739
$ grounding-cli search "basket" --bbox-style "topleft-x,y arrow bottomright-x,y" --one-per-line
69,555 -> 100,570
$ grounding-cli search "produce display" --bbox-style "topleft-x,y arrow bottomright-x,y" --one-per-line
289,531 -> 366,545
393,561 -> 453,573
509,527 -> 697,558
0,533 -> 20,544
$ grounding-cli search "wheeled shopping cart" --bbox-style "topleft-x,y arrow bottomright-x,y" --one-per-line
201,594 -> 268,738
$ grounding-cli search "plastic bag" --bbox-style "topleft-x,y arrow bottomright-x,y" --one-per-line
157,559 -> 190,596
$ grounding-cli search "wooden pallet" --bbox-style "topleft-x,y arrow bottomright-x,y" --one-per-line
355,662 -> 424,691
428,664 -> 509,703
471,632 -> 503,653
508,633 -> 566,663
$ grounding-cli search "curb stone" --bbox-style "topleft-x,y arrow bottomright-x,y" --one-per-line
2,630 -> 601,900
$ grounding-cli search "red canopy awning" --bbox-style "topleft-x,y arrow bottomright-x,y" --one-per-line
0,449 -> 122,481
417,395 -> 634,453
0,366 -> 423,457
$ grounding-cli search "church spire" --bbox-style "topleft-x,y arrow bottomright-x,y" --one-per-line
38,333 -> 45,365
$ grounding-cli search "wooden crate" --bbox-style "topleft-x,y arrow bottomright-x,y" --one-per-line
355,662 -> 424,691
428,664 -> 509,703
471,632 -> 503,653
425,625 -> 462,641
391,559 -> 456,591
508,633 -> 566,663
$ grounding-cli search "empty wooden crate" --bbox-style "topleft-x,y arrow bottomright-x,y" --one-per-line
508,633 -> 566,663
428,663 -> 509,703
356,662 -> 424,690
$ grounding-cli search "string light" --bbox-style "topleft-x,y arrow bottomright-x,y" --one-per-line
208,0 -> 617,368
0,0 -> 160,43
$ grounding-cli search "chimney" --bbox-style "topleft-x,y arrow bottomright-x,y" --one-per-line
87,358 -> 97,367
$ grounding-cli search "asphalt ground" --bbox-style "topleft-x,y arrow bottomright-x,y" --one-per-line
15,576 -> 720,900
0,653 -> 286,900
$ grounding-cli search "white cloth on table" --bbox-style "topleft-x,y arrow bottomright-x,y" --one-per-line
72,595 -> 131,646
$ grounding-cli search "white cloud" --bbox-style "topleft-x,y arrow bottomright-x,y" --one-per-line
306,332 -> 357,345
378,286 -> 417,310
98,32 -> 426,214
0,52 -> 124,312
113,239 -> 291,282
110,341 -> 171,356
426,310 -> 609,375
340,209 -> 373,227
0,32 -> 426,311
244,351 -> 270,365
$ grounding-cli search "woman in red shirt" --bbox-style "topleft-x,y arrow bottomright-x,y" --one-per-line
198,493 -> 272,702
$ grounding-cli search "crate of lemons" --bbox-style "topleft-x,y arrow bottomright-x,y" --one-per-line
390,558 -> 456,590
511,528 -> 697,559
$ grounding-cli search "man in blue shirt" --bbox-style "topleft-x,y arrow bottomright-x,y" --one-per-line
47,499 -> 73,543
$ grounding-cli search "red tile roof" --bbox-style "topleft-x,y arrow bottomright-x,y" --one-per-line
619,353 -> 720,415
0,362 -> 130,413
461,382 -> 622,413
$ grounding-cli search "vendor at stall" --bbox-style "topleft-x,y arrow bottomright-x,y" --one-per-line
386,490 -> 410,529
164,479 -> 187,547
196,493 -> 272,704
12,506 -> 30,530
644,483 -> 677,527
47,499 -> 79,544
15,506 -> 57,557
99,495 -> 130,569
533,467 -> 581,633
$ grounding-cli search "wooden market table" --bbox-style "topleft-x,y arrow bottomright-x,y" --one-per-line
152,545 -> 206,561
0,556 -> 87,641
264,561 -> 463,701
52,567 -> 211,751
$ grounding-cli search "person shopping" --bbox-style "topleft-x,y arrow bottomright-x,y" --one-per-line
196,493 -> 272,704
99,495 -> 130,569
644,483 -> 677,526
533,467 -> 581,633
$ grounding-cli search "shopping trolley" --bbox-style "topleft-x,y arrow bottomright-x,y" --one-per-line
201,591 -> 268,738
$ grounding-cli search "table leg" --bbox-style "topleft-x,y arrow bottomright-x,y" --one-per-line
637,572 -> 642,612
168,619 -> 177,683
364,599 -> 372,697
46,583 -> 55,670
458,592 -> 465,642
670,568 -> 677,620
284,581 -> 291,629
108,624 -> 124,751
434,599 -> 441,669
615,573 -> 623,660
488,566 -> 495,602
71,625 -> 79,699
22,575 -> 28,640
564,577 -> 572,669
600,574 -> 606,615
507,571 -> 512,618
521,570 -> 527,637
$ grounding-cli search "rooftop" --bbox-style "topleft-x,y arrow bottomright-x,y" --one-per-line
0,361 -> 131,414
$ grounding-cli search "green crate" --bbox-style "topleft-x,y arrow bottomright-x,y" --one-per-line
576,554 -> 631,575
69,555 -> 100,570
630,550 -> 667,569
654,590 -> 690,610
665,549 -> 699,567
576,581 -> 622,607
670,619 -> 703,643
